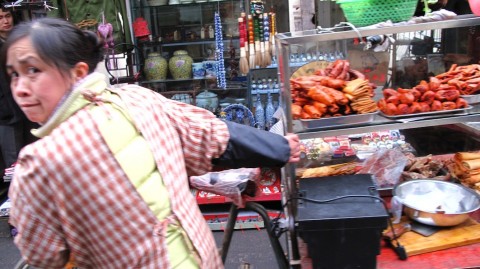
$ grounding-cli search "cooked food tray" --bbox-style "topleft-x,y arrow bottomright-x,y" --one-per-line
298,112 -> 378,129
461,94 -> 480,104
379,106 -> 472,119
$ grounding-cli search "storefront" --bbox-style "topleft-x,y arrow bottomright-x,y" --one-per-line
3,1 -> 480,269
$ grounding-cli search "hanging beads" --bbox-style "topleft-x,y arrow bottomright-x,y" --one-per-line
214,11 -> 226,89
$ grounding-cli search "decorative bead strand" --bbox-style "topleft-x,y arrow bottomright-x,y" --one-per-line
214,11 -> 226,89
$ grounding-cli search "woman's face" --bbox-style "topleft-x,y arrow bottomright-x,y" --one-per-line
6,37 -> 74,124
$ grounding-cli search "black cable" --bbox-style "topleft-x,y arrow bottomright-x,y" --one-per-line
270,198 -> 293,238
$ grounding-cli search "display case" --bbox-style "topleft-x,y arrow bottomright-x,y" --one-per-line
275,15 -> 480,268
127,0 -> 291,115
128,0 -> 249,111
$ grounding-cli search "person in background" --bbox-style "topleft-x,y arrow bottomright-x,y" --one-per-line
0,7 -> 36,187
414,0 -> 448,16
2,17 -> 300,268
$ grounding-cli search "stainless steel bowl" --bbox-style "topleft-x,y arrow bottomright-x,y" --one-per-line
393,179 -> 480,226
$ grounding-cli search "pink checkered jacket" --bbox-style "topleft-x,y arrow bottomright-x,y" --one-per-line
9,75 -> 230,268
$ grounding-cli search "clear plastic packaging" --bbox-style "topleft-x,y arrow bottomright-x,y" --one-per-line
190,168 -> 261,207
357,148 -> 408,188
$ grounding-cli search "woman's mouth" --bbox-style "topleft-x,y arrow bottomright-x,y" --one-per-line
20,103 -> 38,108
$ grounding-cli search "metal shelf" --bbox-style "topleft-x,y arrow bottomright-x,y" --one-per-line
276,14 -> 480,267
277,14 -> 480,45
140,38 -> 239,47
295,112 -> 480,139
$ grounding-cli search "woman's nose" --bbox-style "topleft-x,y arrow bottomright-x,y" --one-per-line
12,78 -> 30,97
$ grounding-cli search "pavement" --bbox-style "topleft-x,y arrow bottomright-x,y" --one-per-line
0,218 -> 284,269
0,218 -> 21,268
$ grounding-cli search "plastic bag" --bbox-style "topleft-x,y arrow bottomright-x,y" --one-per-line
190,168 -> 261,207
390,196 -> 403,224
357,148 -> 408,188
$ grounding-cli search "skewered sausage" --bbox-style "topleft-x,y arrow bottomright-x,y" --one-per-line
303,105 -> 322,118
307,86 -> 335,105
291,104 -> 303,119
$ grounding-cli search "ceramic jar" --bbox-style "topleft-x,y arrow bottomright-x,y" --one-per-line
192,62 -> 205,79
171,93 -> 193,104
169,50 -> 193,80
203,60 -> 217,79
144,52 -> 167,81
196,90 -> 218,112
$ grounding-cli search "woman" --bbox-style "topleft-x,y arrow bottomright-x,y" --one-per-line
2,18 -> 300,268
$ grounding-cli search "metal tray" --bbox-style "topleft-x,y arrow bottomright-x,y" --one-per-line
461,94 -> 480,104
298,111 -> 378,129
379,106 -> 472,120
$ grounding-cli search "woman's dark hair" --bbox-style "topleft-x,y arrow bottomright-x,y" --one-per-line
0,17 -> 105,76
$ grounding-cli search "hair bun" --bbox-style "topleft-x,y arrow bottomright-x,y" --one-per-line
83,30 -> 105,62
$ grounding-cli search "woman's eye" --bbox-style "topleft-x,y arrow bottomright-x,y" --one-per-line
9,71 -> 18,78
27,67 -> 39,74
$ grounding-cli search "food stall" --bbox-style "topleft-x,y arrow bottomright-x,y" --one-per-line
275,14 -> 480,269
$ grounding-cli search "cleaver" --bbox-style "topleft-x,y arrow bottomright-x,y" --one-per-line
410,221 -> 442,237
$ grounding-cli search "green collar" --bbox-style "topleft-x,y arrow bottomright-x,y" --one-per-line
33,73 -> 109,138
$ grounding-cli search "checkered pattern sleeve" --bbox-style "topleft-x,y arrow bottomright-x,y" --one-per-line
163,100 -> 230,176
117,86 -> 230,177
9,152 -> 70,268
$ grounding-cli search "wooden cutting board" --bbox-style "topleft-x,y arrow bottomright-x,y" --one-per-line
391,217 -> 480,256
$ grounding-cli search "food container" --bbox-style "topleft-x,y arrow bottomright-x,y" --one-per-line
393,179 -> 480,226
379,106 -> 472,120
297,111 -> 378,130
461,94 -> 480,104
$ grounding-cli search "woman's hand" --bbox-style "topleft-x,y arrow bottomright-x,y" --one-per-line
285,133 -> 301,163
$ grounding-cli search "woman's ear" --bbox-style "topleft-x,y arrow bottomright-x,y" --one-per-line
72,62 -> 89,82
